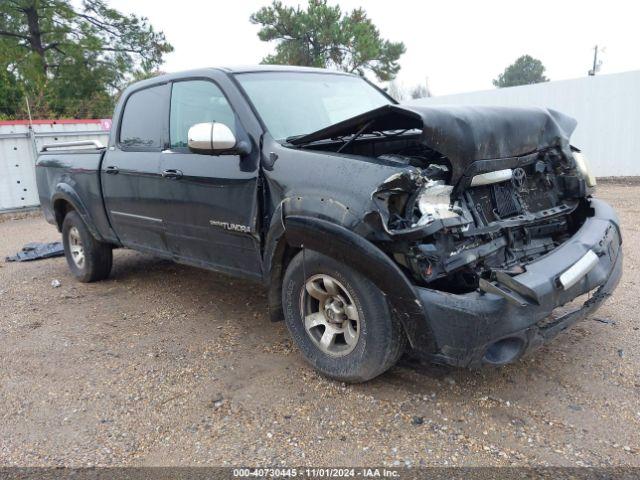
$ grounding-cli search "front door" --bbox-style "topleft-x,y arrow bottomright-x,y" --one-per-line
101,83 -> 170,255
160,79 -> 262,278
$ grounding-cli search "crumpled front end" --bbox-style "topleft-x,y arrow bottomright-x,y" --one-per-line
416,198 -> 622,367
364,144 -> 596,297
358,137 -> 622,365
289,103 -> 621,366
361,148 -> 622,366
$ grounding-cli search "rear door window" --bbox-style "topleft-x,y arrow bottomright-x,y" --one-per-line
119,85 -> 166,149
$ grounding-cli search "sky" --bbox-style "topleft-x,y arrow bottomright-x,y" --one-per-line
109,0 -> 640,96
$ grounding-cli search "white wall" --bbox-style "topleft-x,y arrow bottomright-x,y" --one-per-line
0,120 -> 110,212
409,70 -> 640,177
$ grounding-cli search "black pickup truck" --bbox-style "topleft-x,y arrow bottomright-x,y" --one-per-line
36,66 -> 622,382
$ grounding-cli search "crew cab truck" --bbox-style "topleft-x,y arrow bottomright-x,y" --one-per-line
36,66 -> 623,382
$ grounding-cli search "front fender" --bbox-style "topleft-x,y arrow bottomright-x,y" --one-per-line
262,196 -> 364,321
283,215 -> 436,351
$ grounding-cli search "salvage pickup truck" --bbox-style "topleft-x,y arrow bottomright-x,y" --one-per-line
36,66 -> 622,382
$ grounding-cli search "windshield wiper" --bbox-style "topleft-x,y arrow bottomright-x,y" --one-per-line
286,123 -> 411,149
285,134 -> 308,143
287,120 -> 376,149
336,120 -> 375,153
284,134 -> 348,148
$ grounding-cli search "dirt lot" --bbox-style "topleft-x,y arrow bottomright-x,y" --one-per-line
0,184 -> 638,467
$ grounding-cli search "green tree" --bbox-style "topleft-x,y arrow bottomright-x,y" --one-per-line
0,48 -> 24,117
493,55 -> 549,88
250,0 -> 406,81
0,0 -> 173,119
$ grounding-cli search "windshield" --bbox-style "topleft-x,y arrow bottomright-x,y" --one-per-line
235,72 -> 392,141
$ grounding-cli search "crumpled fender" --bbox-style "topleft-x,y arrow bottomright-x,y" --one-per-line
283,215 -> 436,351
262,196 -> 362,322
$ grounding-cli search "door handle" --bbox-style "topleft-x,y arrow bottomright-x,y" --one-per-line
105,166 -> 119,174
162,169 -> 183,180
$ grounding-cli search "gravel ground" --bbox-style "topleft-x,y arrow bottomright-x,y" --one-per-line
0,184 -> 638,467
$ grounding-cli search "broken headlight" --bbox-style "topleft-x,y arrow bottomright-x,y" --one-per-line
413,181 -> 462,226
573,151 -> 597,187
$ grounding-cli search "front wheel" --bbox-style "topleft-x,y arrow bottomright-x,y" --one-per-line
62,211 -> 113,282
282,250 -> 406,383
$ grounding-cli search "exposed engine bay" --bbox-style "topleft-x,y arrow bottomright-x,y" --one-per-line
293,104 -> 596,294
368,144 -> 593,293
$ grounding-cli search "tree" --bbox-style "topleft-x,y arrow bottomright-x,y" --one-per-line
493,55 -> 549,88
386,81 -> 405,102
386,80 -> 430,103
0,61 -> 24,118
0,0 -> 173,119
409,83 -> 430,100
250,0 -> 406,81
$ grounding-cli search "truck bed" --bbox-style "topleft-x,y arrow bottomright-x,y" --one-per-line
35,148 -> 115,243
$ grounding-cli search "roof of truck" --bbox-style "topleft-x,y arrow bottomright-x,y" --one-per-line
217,65 -> 352,75
128,65 -> 354,90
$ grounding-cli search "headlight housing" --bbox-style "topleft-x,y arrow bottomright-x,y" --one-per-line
414,181 -> 461,226
573,151 -> 597,187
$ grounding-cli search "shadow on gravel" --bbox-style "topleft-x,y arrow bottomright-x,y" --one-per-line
109,252 -> 176,280
398,353 -> 457,379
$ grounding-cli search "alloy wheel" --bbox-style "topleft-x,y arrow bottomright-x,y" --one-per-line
299,274 -> 360,356
68,226 -> 85,268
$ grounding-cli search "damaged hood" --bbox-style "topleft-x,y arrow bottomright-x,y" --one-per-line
290,104 -> 578,183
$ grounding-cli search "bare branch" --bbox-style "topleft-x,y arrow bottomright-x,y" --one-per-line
99,46 -> 145,54
75,12 -> 122,38
43,42 -> 61,51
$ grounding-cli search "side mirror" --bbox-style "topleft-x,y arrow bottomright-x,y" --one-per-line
187,122 -> 240,154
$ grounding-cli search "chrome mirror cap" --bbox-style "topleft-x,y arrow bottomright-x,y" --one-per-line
187,122 -> 236,152
211,122 -> 236,150
188,122 -> 214,150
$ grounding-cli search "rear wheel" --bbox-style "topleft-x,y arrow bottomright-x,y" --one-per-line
282,250 -> 406,383
62,211 -> 112,282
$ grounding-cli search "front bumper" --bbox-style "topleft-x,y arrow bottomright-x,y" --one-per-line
414,198 -> 623,368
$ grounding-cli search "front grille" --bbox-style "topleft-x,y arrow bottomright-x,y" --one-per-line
468,182 -> 523,223
491,182 -> 522,218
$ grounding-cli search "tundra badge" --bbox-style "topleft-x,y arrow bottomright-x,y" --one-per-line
209,220 -> 251,233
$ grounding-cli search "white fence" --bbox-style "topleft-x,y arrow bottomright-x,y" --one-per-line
410,70 -> 640,178
0,119 -> 111,212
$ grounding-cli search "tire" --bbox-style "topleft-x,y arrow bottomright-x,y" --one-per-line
61,210 -> 113,283
282,250 -> 406,383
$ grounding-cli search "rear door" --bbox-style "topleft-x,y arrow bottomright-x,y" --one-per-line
101,83 -> 171,255
160,79 -> 262,278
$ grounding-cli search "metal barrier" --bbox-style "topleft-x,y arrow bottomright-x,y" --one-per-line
0,119 -> 111,212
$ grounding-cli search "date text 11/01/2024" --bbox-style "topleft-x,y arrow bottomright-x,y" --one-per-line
233,468 -> 400,477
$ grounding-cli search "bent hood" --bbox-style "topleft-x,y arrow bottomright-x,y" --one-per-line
289,104 -> 577,183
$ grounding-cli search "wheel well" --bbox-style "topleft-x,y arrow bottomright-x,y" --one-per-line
53,199 -> 74,231
267,241 -> 301,322
281,244 -> 300,273
282,215 -> 436,351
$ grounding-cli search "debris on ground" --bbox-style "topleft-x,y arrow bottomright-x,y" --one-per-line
50,279 -> 61,288
5,242 -> 64,262
411,416 -> 425,425
593,317 -> 616,325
